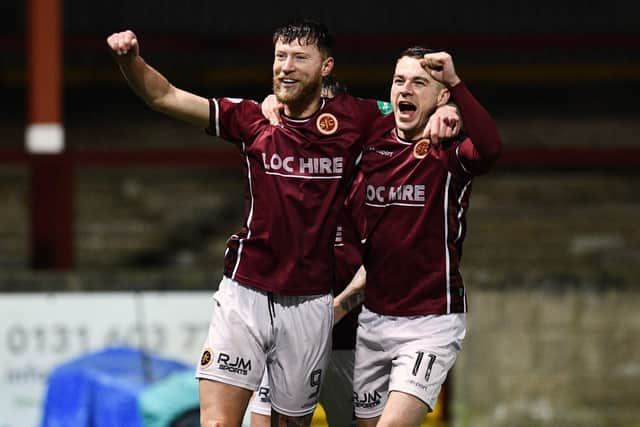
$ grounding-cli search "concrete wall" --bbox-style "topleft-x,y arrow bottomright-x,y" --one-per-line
453,170 -> 640,426
455,288 -> 640,427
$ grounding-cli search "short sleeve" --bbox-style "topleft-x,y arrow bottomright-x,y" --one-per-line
206,97 -> 263,144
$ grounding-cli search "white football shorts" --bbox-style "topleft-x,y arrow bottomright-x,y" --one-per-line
248,349 -> 355,425
353,307 -> 465,418
196,276 -> 333,417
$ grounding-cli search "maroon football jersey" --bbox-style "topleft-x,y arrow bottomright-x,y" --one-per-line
207,95 -> 383,295
331,218 -> 362,349
356,82 -> 502,315
331,186 -> 366,349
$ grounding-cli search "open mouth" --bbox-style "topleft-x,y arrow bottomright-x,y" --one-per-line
398,101 -> 417,112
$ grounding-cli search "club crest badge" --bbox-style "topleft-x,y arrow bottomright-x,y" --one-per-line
316,113 -> 338,135
200,348 -> 214,368
413,139 -> 431,159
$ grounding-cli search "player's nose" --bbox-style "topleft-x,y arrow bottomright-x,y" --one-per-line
281,56 -> 296,72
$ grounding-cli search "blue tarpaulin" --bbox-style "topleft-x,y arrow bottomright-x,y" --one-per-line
40,347 -> 197,427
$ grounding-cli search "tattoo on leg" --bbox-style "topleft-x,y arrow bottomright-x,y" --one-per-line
271,409 -> 313,427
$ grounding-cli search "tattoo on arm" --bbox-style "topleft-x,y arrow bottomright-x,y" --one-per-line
338,265 -> 366,314
271,409 -> 313,427
340,288 -> 365,313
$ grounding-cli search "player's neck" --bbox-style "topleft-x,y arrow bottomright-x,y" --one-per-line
284,94 -> 322,119
395,128 -> 421,142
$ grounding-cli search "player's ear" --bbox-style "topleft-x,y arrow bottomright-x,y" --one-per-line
321,56 -> 334,77
436,88 -> 450,107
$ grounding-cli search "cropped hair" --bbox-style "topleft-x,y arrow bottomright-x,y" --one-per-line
273,18 -> 335,57
398,46 -> 435,61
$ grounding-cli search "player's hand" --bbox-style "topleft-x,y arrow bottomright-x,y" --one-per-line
423,103 -> 461,145
107,30 -> 140,59
261,94 -> 284,126
421,52 -> 461,88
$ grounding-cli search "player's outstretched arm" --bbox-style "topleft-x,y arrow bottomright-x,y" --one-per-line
333,265 -> 366,325
107,30 -> 210,129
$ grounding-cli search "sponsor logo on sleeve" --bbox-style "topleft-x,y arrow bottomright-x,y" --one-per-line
377,100 -> 393,115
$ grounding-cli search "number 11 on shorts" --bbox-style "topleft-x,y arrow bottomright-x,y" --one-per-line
412,351 -> 436,381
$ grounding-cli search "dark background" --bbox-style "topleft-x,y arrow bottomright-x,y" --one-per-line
2,0 -> 639,141
0,1 -> 639,284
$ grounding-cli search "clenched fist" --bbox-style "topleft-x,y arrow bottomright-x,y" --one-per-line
420,52 -> 461,88
107,30 -> 139,58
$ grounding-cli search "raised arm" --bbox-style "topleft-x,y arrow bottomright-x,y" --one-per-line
333,265 -> 366,324
422,52 -> 502,170
107,30 -> 210,129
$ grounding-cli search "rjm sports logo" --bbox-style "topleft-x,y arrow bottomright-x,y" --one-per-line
217,352 -> 252,376
353,390 -> 382,409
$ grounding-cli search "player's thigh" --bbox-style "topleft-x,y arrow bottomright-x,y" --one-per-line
376,391 -> 429,427
199,378 -> 253,427
268,292 -> 333,417
271,408 -> 315,427
356,415 -> 380,427
249,412 -> 270,427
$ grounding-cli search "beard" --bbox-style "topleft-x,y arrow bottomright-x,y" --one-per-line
273,74 -> 322,110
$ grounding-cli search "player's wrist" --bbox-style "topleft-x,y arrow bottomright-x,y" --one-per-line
333,303 -> 346,324
447,76 -> 462,88
115,54 -> 137,70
